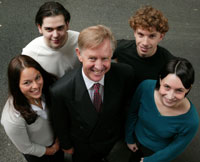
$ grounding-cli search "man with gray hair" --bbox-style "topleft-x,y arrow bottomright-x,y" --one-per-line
50,25 -> 135,162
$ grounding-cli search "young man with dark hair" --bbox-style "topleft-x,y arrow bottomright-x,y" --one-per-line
22,1 -> 80,77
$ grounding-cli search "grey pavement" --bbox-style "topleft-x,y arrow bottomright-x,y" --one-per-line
0,0 -> 200,162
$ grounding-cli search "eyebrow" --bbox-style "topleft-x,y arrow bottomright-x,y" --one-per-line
44,25 -> 65,29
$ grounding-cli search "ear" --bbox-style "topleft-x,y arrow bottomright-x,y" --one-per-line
133,30 -> 137,38
65,22 -> 69,30
159,76 -> 162,85
159,33 -> 165,41
76,48 -> 83,62
37,24 -> 43,34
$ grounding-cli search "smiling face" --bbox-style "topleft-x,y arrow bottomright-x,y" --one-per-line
134,28 -> 164,58
19,67 -> 43,103
38,15 -> 69,49
76,38 -> 112,82
158,74 -> 189,108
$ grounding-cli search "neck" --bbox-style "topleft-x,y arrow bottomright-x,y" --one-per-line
29,98 -> 41,106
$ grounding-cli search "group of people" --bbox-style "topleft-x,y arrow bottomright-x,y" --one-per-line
1,1 -> 199,162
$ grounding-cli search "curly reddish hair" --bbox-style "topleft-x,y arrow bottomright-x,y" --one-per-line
129,6 -> 169,34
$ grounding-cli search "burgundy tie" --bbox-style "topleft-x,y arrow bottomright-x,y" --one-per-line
93,83 -> 102,112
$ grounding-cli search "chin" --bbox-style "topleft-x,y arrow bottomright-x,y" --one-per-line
163,100 -> 176,107
91,76 -> 103,82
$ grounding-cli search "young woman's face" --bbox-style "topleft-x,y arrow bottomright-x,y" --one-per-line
19,67 -> 43,102
158,74 -> 189,108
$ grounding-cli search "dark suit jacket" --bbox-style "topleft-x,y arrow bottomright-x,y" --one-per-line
50,63 -> 135,155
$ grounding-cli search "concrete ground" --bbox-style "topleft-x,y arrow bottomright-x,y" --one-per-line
0,0 -> 200,161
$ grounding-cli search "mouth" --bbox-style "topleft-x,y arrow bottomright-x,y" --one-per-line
140,46 -> 150,52
51,39 -> 60,44
31,89 -> 41,96
164,97 -> 176,104
92,69 -> 105,76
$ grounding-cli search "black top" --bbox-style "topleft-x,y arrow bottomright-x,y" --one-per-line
113,39 -> 175,87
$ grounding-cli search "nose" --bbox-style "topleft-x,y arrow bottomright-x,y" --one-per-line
32,81 -> 39,89
167,90 -> 175,99
95,60 -> 103,70
52,30 -> 59,37
142,37 -> 149,46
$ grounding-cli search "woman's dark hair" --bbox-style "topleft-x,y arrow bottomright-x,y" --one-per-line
155,57 -> 195,94
35,1 -> 71,26
8,55 -> 57,124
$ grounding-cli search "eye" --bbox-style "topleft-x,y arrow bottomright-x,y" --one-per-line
23,81 -> 31,85
102,57 -> 109,61
149,34 -> 156,39
176,89 -> 184,93
57,26 -> 64,31
35,74 -> 41,81
137,32 -> 143,37
89,57 -> 96,61
163,85 -> 170,90
45,28 -> 53,32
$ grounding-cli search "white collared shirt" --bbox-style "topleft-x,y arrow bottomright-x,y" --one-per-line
82,68 -> 104,101
31,100 -> 48,120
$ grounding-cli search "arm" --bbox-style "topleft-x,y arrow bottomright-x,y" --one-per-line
143,117 -> 199,162
49,87 -> 73,151
111,39 -> 123,61
125,82 -> 144,145
45,138 -> 60,155
2,118 -> 46,157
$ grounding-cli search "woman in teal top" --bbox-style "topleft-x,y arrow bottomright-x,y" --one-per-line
125,57 -> 199,162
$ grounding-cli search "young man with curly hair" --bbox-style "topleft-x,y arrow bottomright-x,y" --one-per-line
113,6 -> 174,88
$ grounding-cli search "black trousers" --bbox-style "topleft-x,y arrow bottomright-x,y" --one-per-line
23,149 -> 64,162
72,142 -> 110,162
129,140 -> 154,162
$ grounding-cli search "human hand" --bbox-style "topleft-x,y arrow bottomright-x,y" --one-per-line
63,147 -> 74,154
127,143 -> 138,152
140,157 -> 144,162
45,138 -> 60,155
51,138 -> 60,152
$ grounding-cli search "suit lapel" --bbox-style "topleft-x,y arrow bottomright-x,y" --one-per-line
102,64 -> 121,113
74,68 -> 99,126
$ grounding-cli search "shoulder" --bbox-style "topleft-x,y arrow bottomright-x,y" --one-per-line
188,102 -> 199,125
68,30 -> 79,39
22,36 -> 44,55
116,39 -> 136,50
110,62 -> 134,74
64,30 -> 79,47
113,39 -> 136,59
106,63 -> 135,83
157,45 -> 175,59
138,79 -> 156,91
50,67 -> 80,94
1,97 -> 25,128
23,36 -> 44,49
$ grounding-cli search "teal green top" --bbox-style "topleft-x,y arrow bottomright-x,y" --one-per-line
125,80 -> 199,162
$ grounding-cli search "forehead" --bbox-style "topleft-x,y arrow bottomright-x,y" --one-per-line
136,27 -> 159,35
161,74 -> 185,89
20,68 -> 40,80
42,15 -> 66,27
82,39 -> 112,57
